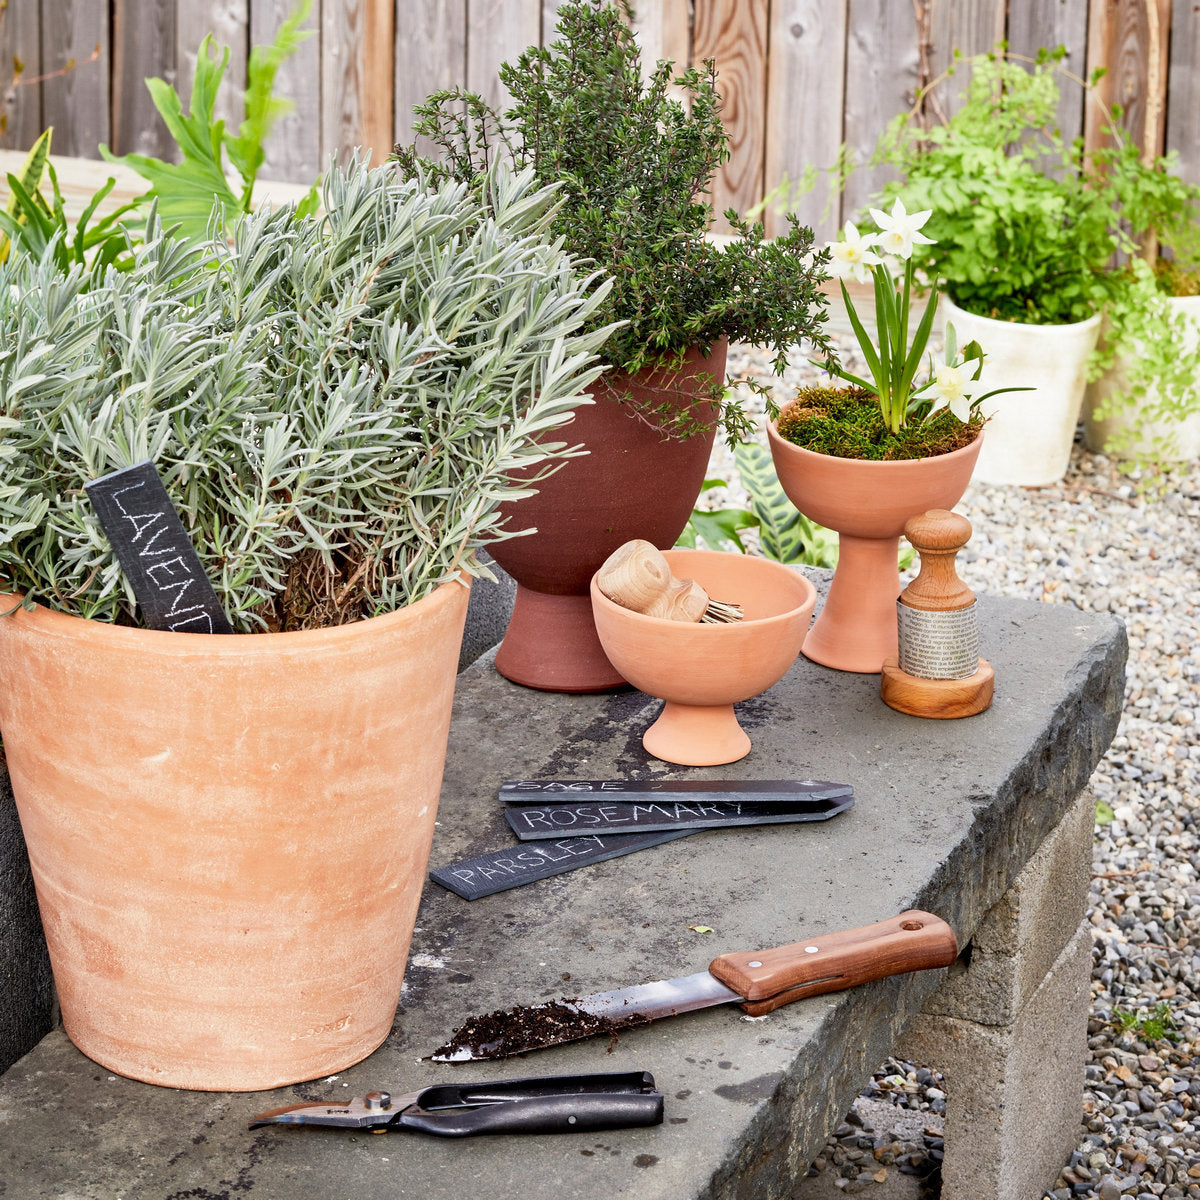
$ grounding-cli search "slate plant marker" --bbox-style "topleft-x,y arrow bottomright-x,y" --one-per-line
504,794 -> 855,839
499,779 -> 853,804
429,831 -> 695,901
85,461 -> 234,634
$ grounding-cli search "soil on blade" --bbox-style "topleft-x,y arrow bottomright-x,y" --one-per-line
432,998 -> 650,1060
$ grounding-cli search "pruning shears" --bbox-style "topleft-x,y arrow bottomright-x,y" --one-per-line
248,1070 -> 664,1137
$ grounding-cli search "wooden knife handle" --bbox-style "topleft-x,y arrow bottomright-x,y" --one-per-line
708,910 -> 958,1017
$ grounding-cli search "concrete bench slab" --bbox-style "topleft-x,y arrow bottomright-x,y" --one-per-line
0,580 -> 1125,1199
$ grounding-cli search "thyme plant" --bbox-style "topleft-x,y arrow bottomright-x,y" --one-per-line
0,162 -> 613,632
392,0 -> 834,441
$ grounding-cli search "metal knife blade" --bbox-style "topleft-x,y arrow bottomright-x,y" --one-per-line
431,971 -> 742,1062
430,910 -> 958,1062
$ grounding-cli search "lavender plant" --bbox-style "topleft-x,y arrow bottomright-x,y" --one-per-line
0,161 -> 613,631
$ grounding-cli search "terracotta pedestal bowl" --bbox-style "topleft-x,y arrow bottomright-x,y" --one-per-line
590,548 -> 816,766
766,419 -> 983,674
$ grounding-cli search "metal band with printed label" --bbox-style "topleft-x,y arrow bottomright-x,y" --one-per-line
896,600 -> 979,680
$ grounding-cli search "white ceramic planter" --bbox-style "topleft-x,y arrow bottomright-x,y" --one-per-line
1083,295 -> 1200,462
942,298 -> 1101,487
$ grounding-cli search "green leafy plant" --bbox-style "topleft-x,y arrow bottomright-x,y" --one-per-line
873,48 -> 1118,326
679,444 -> 837,568
677,479 -> 760,555
99,1 -> 318,241
1084,130 -> 1200,469
0,129 -> 137,276
681,442 -> 915,569
1111,1001 -> 1179,1044
392,0 -> 834,442
0,161 -> 613,631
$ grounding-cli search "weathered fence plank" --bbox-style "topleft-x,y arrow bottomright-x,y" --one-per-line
466,0 -> 539,113
1167,0 -> 1200,179
251,0 -> 322,181
111,0 -> 177,158
0,0 -> 43,150
694,0 -> 768,232
41,0 -> 109,157
7,0 -> 1200,217
1084,0 -> 1171,162
1005,0 -> 1090,150
395,0 -> 467,156
764,0 -> 847,243
927,0 -> 1006,118
842,0 -> 920,222
322,0 -> 395,165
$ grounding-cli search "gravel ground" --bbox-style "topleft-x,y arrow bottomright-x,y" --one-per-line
710,338 -> 1200,1199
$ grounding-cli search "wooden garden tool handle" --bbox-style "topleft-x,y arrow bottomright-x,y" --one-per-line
901,510 -> 975,612
596,540 -> 709,622
708,910 -> 959,1016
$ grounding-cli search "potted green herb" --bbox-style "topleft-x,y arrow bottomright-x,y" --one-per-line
0,161 -> 610,1091
871,49 -> 1116,486
393,0 -> 834,692
1084,137 -> 1200,468
767,203 -> 1017,673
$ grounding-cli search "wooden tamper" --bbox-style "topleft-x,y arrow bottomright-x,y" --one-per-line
596,540 -> 743,623
880,509 -> 993,718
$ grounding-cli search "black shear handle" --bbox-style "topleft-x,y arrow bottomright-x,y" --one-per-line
402,1071 -> 664,1137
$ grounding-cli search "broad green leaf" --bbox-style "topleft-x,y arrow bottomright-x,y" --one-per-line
0,127 -> 51,263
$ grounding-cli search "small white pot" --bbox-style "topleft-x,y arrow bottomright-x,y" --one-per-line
1083,295 -> 1200,462
942,298 -> 1101,487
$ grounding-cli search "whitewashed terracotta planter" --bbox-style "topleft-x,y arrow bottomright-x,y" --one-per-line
942,298 -> 1101,487
1084,295 -> 1200,462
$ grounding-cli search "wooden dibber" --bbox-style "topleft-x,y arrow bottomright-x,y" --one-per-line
597,540 -> 743,623
880,509 -> 993,719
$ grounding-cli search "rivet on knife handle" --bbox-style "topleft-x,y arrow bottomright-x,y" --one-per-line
708,910 -> 958,1016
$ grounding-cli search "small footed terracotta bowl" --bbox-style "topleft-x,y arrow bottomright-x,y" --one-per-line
590,549 -> 816,766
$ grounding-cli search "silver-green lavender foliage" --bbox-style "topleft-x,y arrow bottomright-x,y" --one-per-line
0,161 -> 614,630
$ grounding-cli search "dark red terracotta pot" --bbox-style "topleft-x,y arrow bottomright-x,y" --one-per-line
490,340 -> 726,692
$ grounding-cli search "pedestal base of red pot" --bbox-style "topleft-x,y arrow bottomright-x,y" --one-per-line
642,701 -> 751,767
494,587 -> 627,692
803,533 -> 902,674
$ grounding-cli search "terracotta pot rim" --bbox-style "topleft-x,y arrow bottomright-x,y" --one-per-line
942,295 -> 1103,333
589,548 -> 816,631
0,574 -> 468,655
767,414 -> 984,469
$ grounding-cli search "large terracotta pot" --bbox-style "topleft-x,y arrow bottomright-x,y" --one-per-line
490,341 -> 725,693
591,549 -> 816,766
1084,295 -> 1200,462
0,580 -> 470,1091
767,418 -> 982,673
942,298 -> 1100,486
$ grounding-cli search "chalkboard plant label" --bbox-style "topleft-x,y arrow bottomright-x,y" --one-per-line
429,830 -> 694,901
505,794 -> 854,840
85,461 -> 233,634
500,778 -> 853,805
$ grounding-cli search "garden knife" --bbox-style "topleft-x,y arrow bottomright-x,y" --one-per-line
431,911 -> 957,1062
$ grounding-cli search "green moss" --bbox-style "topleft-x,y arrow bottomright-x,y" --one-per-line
775,387 -> 983,462
1154,258 -> 1200,298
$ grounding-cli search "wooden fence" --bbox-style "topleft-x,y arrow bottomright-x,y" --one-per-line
4,1 -> 1196,241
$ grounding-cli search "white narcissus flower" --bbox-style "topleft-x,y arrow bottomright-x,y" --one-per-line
869,198 -> 935,260
825,221 -> 881,284
928,358 -> 972,421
